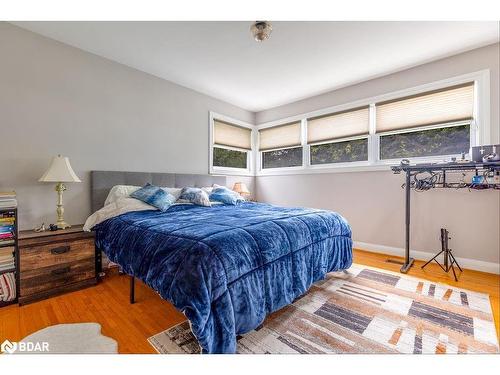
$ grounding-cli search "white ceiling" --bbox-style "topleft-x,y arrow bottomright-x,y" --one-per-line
12,21 -> 500,112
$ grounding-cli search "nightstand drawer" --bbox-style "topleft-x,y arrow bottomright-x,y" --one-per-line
20,258 -> 95,296
20,238 -> 94,272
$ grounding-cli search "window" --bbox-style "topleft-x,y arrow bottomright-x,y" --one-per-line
255,71 -> 486,175
210,115 -> 253,174
379,124 -> 470,160
262,147 -> 303,169
213,147 -> 247,168
310,138 -> 368,164
307,107 -> 370,165
211,72 -> 487,175
259,122 -> 302,169
376,83 -> 474,160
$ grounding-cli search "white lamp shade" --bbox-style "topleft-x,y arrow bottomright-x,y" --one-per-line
232,182 -> 250,195
39,155 -> 81,183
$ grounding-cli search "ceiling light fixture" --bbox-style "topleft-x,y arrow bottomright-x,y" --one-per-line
250,21 -> 272,42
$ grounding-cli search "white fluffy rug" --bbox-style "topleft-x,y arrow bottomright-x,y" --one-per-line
15,323 -> 118,354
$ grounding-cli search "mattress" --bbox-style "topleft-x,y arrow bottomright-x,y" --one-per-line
93,201 -> 353,353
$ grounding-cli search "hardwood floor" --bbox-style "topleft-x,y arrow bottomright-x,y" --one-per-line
1,248 -> 498,353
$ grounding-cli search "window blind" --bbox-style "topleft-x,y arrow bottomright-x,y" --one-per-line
259,122 -> 302,151
307,106 -> 370,144
213,119 -> 252,150
376,83 -> 474,133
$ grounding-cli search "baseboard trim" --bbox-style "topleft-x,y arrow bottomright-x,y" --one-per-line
353,241 -> 500,275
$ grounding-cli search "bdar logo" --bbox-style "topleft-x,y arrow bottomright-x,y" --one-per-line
1,339 -> 16,354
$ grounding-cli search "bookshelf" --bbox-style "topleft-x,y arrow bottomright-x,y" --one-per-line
0,203 -> 19,307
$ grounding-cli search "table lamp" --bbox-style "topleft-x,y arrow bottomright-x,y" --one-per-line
39,155 -> 81,229
232,182 -> 250,199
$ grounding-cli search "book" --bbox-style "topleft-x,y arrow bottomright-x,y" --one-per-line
0,199 -> 17,208
0,260 -> 14,267
0,252 -> 14,260
0,255 -> 14,261
0,192 -> 16,199
0,247 -> 14,257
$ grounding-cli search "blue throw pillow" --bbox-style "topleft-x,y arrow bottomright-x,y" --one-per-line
179,187 -> 211,207
209,186 -> 245,205
130,183 -> 176,211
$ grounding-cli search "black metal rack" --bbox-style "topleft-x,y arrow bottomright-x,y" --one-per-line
0,206 -> 19,307
391,161 -> 500,274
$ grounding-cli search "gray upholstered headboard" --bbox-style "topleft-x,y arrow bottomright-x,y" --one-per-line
90,171 -> 227,213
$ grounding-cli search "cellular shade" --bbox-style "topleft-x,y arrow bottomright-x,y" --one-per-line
213,120 -> 252,150
307,107 -> 370,144
376,83 -> 474,133
259,122 -> 301,151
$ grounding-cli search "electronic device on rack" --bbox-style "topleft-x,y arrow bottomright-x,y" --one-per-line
472,144 -> 500,163
389,160 -> 500,274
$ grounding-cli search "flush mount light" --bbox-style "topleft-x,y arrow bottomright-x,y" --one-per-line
250,21 -> 272,42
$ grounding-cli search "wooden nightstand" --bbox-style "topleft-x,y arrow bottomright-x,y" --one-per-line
18,225 -> 100,305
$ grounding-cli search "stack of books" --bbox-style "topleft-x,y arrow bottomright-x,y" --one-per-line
0,210 -> 15,249
0,191 -> 17,209
0,246 -> 15,272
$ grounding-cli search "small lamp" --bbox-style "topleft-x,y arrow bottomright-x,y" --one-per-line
232,182 -> 250,199
39,155 -> 81,229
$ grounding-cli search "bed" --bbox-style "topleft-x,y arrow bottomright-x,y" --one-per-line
87,171 -> 353,353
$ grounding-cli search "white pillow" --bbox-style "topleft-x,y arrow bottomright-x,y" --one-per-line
104,185 -> 141,206
162,187 -> 182,200
202,184 -> 225,195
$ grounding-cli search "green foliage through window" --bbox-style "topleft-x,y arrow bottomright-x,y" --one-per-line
213,147 -> 247,169
310,138 -> 368,165
262,147 -> 303,169
380,124 -> 470,160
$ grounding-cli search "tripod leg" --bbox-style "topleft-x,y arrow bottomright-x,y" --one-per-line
421,250 -> 444,269
449,252 -> 463,272
450,263 -> 458,282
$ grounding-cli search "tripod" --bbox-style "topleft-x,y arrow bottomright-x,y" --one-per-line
421,228 -> 462,281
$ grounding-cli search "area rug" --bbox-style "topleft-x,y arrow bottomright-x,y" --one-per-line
11,323 -> 118,354
148,264 -> 499,354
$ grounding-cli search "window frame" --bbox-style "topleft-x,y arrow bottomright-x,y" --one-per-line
255,69 -> 490,176
209,112 -> 255,176
256,119 -> 305,172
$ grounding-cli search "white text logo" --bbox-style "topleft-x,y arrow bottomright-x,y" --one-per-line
1,339 -> 50,353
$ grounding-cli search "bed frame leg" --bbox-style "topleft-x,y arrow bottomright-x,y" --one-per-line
130,276 -> 135,304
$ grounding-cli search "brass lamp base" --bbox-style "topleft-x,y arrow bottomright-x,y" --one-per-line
55,182 -> 71,230
56,221 -> 71,230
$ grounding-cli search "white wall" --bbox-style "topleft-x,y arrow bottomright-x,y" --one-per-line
255,43 -> 500,268
0,23 -> 255,229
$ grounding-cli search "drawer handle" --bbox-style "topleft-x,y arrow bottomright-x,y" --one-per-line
50,245 -> 70,255
51,266 -> 71,276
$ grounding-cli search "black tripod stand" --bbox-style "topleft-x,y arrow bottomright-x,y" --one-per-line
421,228 -> 462,281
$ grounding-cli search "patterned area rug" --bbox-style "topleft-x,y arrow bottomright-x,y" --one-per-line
148,265 -> 499,354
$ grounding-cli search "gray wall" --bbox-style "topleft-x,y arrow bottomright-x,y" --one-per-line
1,22 -> 498,267
0,23 -> 255,230
256,43 -> 500,265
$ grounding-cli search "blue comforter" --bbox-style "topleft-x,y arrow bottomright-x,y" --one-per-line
94,202 -> 352,353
